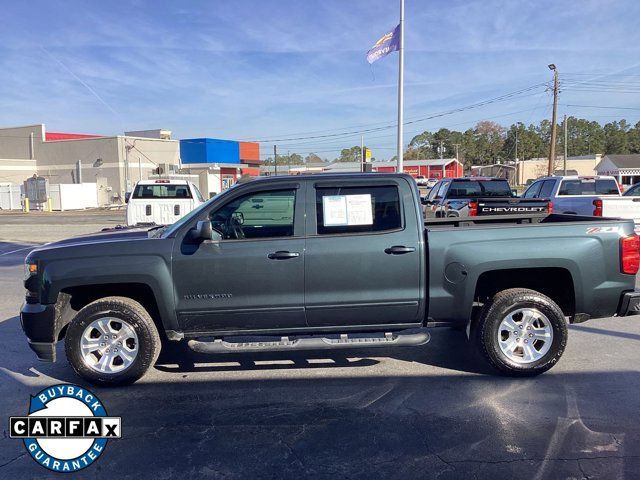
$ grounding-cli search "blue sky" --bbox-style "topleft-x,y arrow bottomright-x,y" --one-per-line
2,0 -> 640,160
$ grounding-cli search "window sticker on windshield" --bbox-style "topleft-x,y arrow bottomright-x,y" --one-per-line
322,194 -> 373,226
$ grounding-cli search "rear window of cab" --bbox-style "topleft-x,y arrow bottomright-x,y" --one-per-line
132,184 -> 193,199
558,179 -> 619,196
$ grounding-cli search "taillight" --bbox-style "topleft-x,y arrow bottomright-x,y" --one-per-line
593,199 -> 603,216
469,201 -> 478,216
620,234 -> 640,275
547,201 -> 553,214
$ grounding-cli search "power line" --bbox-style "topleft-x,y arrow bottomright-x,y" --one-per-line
562,104 -> 640,111
248,82 -> 550,143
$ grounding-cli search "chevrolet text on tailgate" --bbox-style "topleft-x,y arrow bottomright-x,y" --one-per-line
21,174 -> 640,386
423,177 -> 552,218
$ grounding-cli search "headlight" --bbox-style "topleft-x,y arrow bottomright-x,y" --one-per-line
24,261 -> 37,280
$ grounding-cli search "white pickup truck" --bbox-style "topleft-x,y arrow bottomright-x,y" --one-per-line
126,179 -> 205,226
523,175 -> 640,229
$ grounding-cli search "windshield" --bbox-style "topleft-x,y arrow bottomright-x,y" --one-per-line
447,180 -> 513,198
192,184 -> 205,202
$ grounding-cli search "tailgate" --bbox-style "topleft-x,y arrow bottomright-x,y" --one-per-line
476,198 -> 549,216
601,197 -> 640,228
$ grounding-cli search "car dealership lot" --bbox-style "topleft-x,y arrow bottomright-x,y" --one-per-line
1,235 -> 640,479
0,210 -> 126,244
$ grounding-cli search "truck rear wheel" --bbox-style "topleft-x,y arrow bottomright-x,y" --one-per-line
476,288 -> 568,376
65,296 -> 161,386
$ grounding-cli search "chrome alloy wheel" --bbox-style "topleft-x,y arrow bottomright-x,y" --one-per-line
80,317 -> 139,373
497,308 -> 553,364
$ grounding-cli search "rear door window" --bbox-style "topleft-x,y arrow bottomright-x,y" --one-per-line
315,185 -> 401,235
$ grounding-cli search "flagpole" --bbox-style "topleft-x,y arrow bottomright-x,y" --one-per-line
396,0 -> 405,173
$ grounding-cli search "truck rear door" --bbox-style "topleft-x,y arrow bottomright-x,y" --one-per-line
304,177 -> 423,327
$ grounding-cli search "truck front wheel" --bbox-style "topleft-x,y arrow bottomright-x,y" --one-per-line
476,288 -> 568,376
65,296 -> 161,386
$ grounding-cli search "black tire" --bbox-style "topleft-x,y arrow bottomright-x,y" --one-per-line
65,296 -> 161,386
476,288 -> 568,376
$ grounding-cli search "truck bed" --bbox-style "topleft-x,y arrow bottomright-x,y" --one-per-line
424,213 -> 635,325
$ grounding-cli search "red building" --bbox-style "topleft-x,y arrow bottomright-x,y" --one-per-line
373,159 -> 464,179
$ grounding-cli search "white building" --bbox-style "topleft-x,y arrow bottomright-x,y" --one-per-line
595,154 -> 640,186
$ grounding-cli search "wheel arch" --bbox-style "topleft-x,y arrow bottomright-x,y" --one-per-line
471,267 -> 576,323
57,283 -> 166,340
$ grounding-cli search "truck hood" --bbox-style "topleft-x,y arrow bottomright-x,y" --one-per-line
38,226 -> 157,250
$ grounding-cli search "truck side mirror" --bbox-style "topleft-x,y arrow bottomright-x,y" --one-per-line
124,192 -> 131,203
192,220 -> 221,242
421,198 -> 431,206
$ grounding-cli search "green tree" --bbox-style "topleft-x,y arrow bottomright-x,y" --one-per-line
604,120 -> 630,154
304,153 -> 324,164
336,146 -> 364,162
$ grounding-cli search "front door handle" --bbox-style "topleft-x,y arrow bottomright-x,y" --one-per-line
268,251 -> 300,260
384,245 -> 416,255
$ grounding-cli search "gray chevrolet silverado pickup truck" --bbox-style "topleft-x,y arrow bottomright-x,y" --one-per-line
20,173 -> 640,385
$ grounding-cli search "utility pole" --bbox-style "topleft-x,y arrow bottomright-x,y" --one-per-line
548,64 -> 559,176
453,144 -> 460,161
563,114 -> 568,176
515,124 -> 519,185
124,142 -> 131,196
361,134 -> 364,173
273,145 -> 278,176
439,141 -> 444,160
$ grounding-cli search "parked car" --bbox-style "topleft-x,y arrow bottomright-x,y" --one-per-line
425,178 -> 438,188
20,173 -> 640,386
423,177 -> 551,218
126,179 -> 205,226
415,175 -> 429,186
523,176 -> 640,229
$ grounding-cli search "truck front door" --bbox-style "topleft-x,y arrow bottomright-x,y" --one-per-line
304,178 -> 423,328
171,183 -> 306,333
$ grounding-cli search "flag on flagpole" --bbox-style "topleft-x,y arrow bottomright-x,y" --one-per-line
366,24 -> 401,64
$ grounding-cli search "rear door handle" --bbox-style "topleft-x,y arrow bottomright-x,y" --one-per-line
268,251 -> 300,260
384,246 -> 416,255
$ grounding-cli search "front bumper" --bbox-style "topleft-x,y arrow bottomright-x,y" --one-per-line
20,302 -> 57,362
616,291 -> 640,317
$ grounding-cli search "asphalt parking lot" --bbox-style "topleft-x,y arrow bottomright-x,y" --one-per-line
1,218 -> 640,479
